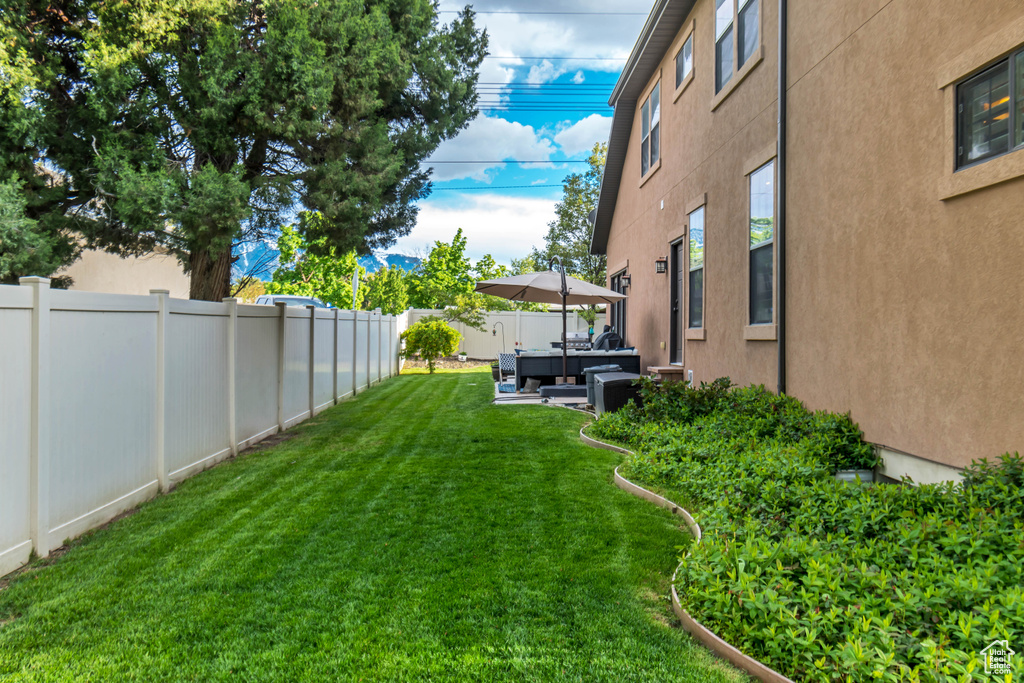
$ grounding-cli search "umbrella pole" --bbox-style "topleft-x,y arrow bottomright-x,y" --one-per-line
562,292 -> 568,384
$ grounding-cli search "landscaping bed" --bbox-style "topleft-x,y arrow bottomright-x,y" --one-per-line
588,378 -> 1023,682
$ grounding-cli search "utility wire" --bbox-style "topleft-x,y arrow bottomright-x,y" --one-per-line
484,56 -> 626,60
439,10 -> 645,15
431,184 -> 565,190
423,160 -> 589,164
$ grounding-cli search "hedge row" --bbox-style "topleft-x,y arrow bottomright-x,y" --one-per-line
591,379 -> 1023,682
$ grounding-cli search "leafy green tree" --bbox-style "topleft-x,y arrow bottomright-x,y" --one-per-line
265,213 -> 364,309
0,8 -> 81,284
401,316 -> 461,374
362,265 -> 410,315
1,0 -> 487,300
408,228 -> 474,308
471,253 -> 544,313
0,176 -> 77,286
534,142 -> 608,286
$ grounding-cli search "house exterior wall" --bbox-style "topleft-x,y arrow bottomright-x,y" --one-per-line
785,0 -> 1024,470
605,0 -> 780,389
61,248 -> 191,299
602,0 -> 1024,472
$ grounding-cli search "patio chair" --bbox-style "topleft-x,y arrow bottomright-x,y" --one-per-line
495,356 -> 516,393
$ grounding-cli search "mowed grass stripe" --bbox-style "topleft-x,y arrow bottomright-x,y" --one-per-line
0,369 -> 745,682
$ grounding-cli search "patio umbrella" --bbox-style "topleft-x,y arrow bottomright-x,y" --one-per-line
475,257 -> 626,384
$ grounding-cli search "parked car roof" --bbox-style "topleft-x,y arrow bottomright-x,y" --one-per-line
254,295 -> 331,308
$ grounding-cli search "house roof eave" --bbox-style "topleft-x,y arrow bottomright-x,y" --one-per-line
591,0 -> 696,255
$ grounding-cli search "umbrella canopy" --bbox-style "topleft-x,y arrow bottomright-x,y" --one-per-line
475,266 -> 627,388
474,270 -> 626,306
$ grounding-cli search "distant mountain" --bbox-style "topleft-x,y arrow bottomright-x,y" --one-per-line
232,242 -> 420,282
232,241 -> 279,281
358,253 -> 421,274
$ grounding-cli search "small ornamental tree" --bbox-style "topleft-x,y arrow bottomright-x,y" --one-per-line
401,316 -> 461,374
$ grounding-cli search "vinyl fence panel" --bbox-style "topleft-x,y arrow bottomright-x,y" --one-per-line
236,306 -> 280,448
165,300 -> 232,482
407,309 -> 607,358
336,312 -> 356,400
0,280 -> 403,579
312,309 -> 335,413
0,287 -> 33,576
369,313 -> 381,385
355,312 -> 369,391
281,307 -> 312,428
47,291 -> 159,550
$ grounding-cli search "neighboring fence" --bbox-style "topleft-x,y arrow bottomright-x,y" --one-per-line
0,278 -> 408,578
408,309 -> 607,359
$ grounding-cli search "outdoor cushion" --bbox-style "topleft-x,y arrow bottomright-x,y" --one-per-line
498,352 -> 517,383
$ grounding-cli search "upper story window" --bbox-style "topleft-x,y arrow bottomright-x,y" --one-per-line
675,34 -> 693,89
749,161 -> 774,325
641,83 -> 661,176
716,0 -> 759,93
957,47 -> 1024,169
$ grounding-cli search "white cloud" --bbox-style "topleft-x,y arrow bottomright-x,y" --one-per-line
440,0 -> 651,83
553,114 -> 613,156
395,194 -> 558,264
426,116 -> 556,181
572,70 -> 586,84
526,60 -> 568,85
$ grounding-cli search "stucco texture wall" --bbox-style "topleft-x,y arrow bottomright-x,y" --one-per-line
605,0 -> 780,389
62,249 -> 191,299
786,0 -> 1024,468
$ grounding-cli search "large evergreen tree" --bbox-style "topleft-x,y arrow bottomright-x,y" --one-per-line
1,0 -> 486,299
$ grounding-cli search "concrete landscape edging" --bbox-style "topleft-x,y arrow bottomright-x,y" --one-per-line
579,426 -> 797,683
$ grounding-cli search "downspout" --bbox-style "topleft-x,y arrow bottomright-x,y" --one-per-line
777,0 -> 788,395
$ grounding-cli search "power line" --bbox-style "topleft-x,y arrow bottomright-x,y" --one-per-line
474,81 -> 618,86
484,56 -> 626,61
439,10 -> 645,15
423,160 -> 589,164
432,184 -> 565,190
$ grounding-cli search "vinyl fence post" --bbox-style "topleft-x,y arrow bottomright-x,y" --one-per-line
223,297 -> 238,457
151,290 -> 170,491
333,308 -> 340,403
515,309 -> 522,350
22,277 -> 51,558
277,301 -> 288,431
352,312 -> 359,396
377,309 -> 383,383
366,311 -> 372,387
307,305 -> 316,417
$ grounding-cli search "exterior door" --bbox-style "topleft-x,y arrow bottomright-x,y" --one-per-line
670,241 -> 684,363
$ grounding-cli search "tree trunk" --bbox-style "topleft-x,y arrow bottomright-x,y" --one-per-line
189,246 -> 234,301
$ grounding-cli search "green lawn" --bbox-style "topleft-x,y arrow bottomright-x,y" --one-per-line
0,368 -> 744,682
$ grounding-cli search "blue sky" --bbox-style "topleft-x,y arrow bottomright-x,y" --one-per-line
389,0 -> 653,266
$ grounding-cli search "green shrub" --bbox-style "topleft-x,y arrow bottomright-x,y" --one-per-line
400,316 -> 461,373
590,380 -> 1024,682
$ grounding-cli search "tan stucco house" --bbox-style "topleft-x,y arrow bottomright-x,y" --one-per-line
60,247 -> 190,299
592,0 -> 1024,481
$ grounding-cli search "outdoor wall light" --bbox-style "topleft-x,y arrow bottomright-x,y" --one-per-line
655,257 -> 668,274
621,274 -> 631,287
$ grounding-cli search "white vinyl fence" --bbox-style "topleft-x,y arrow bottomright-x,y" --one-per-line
0,278 -> 408,578
408,309 -> 607,359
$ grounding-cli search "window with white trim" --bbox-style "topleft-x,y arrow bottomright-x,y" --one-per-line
641,83 -> 661,176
